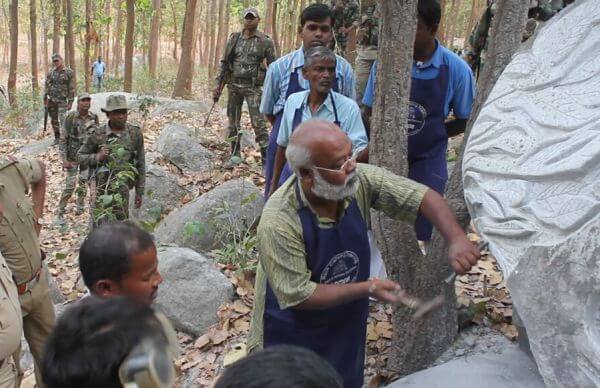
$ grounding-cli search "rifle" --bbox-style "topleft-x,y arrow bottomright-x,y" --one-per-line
43,105 -> 49,134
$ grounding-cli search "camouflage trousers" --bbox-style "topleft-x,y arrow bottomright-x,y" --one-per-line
57,165 -> 88,213
47,100 -> 68,140
226,83 -> 269,155
90,176 -> 131,228
355,46 -> 378,104
333,32 -> 349,58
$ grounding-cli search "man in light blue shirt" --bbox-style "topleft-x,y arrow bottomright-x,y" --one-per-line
361,0 -> 475,241
261,4 -> 357,198
268,47 -> 368,197
91,56 -> 106,92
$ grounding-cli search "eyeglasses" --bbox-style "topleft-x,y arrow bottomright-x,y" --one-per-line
312,150 -> 358,174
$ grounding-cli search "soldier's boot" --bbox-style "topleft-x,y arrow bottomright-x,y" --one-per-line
224,138 -> 242,169
53,129 -> 60,145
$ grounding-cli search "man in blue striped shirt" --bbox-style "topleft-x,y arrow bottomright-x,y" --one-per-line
260,3 -> 357,197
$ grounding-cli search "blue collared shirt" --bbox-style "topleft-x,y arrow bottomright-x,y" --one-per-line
362,41 -> 475,119
92,61 -> 106,76
260,47 -> 357,116
276,90 -> 368,151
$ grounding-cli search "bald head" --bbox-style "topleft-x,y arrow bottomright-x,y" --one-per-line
286,120 -> 351,172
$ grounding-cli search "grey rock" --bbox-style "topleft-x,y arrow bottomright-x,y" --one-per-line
463,335 -> 476,348
454,348 -> 466,357
17,138 -> 53,156
240,130 -> 257,149
156,124 -> 216,174
129,164 -> 188,227
150,99 -> 209,118
387,348 -> 545,388
155,179 -> 263,253
25,109 -> 45,135
153,246 -> 233,335
462,2 -> 600,387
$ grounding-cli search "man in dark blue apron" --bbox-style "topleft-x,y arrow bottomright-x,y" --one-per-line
362,0 -> 475,241
247,120 -> 480,388
267,46 -> 368,198
260,4 -> 358,199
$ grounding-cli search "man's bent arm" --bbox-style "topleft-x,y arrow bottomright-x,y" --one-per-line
295,282 -> 370,310
269,145 -> 287,197
445,118 -> 468,137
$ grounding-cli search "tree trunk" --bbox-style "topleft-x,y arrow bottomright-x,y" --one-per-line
104,0 -> 111,70
113,0 -> 123,77
65,0 -> 76,84
172,0 -> 197,99
438,0 -> 446,44
7,0 -> 17,107
381,0 -> 530,378
212,0 -> 225,74
84,0 -> 91,91
148,0 -> 161,78
264,0 -> 274,36
207,0 -> 217,79
123,0 -> 134,91
52,0 -> 60,54
170,0 -> 178,61
30,0 -> 39,91
295,0 -> 306,47
271,0 -> 280,56
368,0 -> 421,378
40,0 -> 49,72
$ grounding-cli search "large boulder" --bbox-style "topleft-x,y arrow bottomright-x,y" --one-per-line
150,99 -> 209,118
155,179 -> 263,253
155,124 -> 216,174
129,164 -> 188,227
462,2 -> 600,387
17,138 -> 53,156
153,246 -> 233,335
387,347 -> 545,388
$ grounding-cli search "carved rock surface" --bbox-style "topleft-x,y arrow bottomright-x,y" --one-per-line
462,2 -> 600,387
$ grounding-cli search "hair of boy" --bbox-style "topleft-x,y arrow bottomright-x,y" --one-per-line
79,221 -> 155,289
214,345 -> 343,388
418,0 -> 442,27
42,296 -> 168,388
300,3 -> 333,27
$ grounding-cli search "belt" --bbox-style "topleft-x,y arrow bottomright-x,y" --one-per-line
16,268 -> 42,295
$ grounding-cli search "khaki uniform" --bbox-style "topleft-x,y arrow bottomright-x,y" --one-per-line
216,31 -> 276,160
0,251 -> 22,388
0,157 -> 55,388
78,123 -> 145,226
355,1 -> 379,103
44,67 -> 75,141
330,0 -> 360,58
58,110 -> 99,214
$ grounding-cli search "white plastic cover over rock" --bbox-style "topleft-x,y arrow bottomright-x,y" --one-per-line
462,1 -> 600,387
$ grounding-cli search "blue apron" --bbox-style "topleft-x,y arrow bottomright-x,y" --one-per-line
263,183 -> 371,388
407,65 -> 449,240
264,66 -> 339,198
275,92 -> 342,188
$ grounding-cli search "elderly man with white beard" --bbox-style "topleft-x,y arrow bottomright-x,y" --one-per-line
247,119 -> 480,388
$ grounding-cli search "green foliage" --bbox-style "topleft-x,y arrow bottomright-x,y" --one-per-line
0,88 -> 43,129
183,220 -> 206,241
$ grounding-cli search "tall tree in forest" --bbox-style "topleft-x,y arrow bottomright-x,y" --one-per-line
7,0 -> 17,106
212,0 -> 226,73
113,0 -> 123,76
271,0 -> 280,55
65,0 -> 76,84
84,0 -> 91,91
172,0 -> 197,98
170,0 -> 178,60
104,0 -> 111,69
52,0 -> 60,54
368,0 -> 420,376
148,0 -> 161,78
123,0 -> 134,91
264,0 -> 274,36
30,0 -> 39,91
207,0 -> 217,78
373,0 -> 529,378
40,0 -> 49,72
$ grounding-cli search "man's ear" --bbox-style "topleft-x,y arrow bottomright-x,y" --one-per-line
91,279 -> 121,298
298,167 -> 314,185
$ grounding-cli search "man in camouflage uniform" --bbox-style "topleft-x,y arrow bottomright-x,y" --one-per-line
330,0 -> 360,58
78,94 -> 145,226
355,0 -> 379,104
0,156 -> 55,388
468,0 -> 568,79
57,93 -> 99,219
44,53 -> 75,145
213,7 -> 276,169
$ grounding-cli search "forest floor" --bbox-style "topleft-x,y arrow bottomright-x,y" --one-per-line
0,92 -> 517,387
